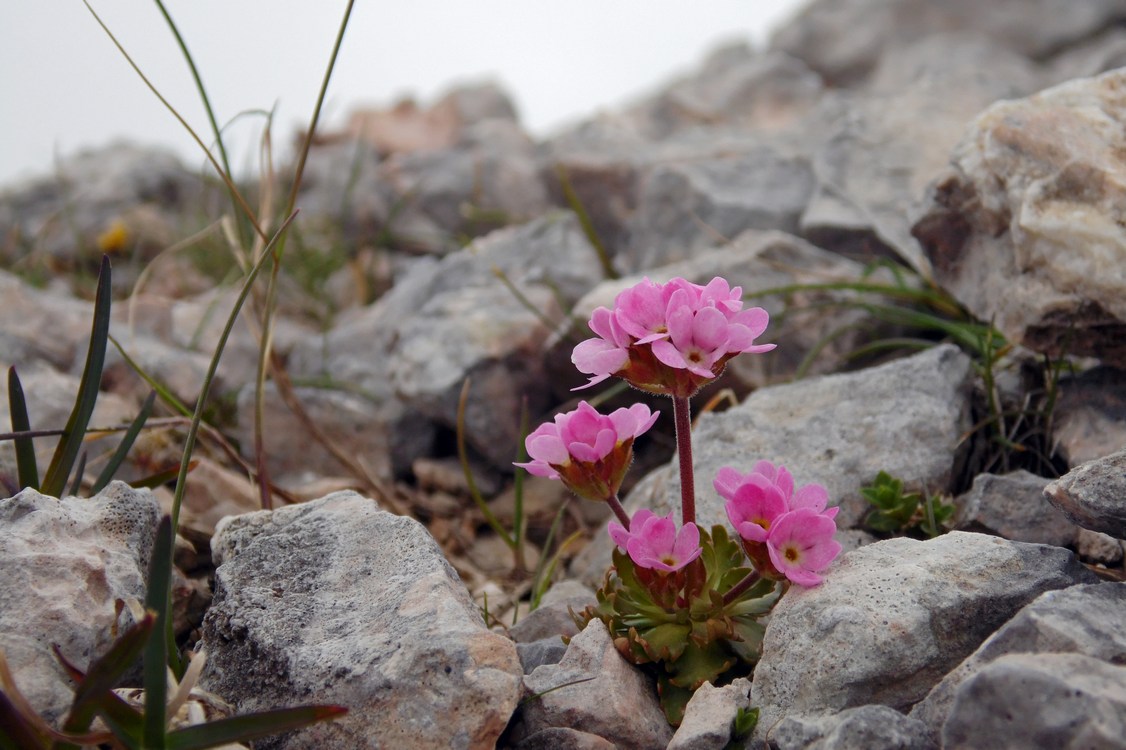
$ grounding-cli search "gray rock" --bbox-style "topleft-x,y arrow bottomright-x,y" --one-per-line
514,727 -> 616,750
200,491 -> 522,749
290,212 -> 604,469
1045,448 -> 1126,538
516,638 -> 569,675
575,344 -> 973,583
667,678 -> 752,750
520,619 -> 673,750
0,142 -> 210,269
954,470 -> 1080,548
801,33 -> 1042,273
0,483 -> 160,722
508,581 -> 595,644
912,582 -> 1126,740
624,148 -> 813,271
0,270 -> 99,371
769,705 -> 937,750
377,118 -> 549,255
1076,529 -> 1124,565
913,68 -> 1126,367
1053,366 -> 1126,467
770,0 -> 1126,86
941,653 -> 1126,749
750,532 -> 1096,738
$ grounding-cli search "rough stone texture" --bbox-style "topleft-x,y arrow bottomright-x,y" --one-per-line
0,483 -> 160,722
513,727 -> 615,750
953,470 -> 1080,548
520,620 -> 673,750
750,532 -> 1097,740
623,44 -> 823,139
1045,448 -> 1126,538
912,582 -> 1126,741
769,705 -> 937,750
1053,365 -> 1126,467
623,147 -> 814,270
770,0 -> 1126,86
913,68 -> 1126,367
200,491 -> 522,750
289,211 -> 604,469
940,653 -> 1126,749
576,344 -> 973,582
667,678 -> 752,750
0,142 -> 211,267
0,270 -> 101,371
800,33 -> 1042,273
1076,529 -> 1124,565
507,580 -> 595,645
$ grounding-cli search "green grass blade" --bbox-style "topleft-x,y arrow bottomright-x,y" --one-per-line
555,164 -> 617,279
92,390 -> 157,494
7,367 -> 39,491
170,211 -> 298,534
40,255 -> 111,497
108,336 -> 192,417
457,379 -> 515,549
67,451 -> 87,498
143,515 -> 174,747
165,705 -> 347,750
61,612 -> 157,736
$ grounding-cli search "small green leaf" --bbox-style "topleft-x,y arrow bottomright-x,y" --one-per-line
41,255 -> 112,497
636,623 -> 691,662
655,676 -> 694,727
165,705 -> 348,750
92,390 -> 156,493
7,367 -> 39,492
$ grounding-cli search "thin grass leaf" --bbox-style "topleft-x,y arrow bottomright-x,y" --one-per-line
0,691 -> 49,750
457,379 -> 515,549
92,390 -> 157,494
59,612 -> 157,736
109,336 -> 192,417
130,461 -> 198,491
144,516 -> 174,745
555,164 -> 617,279
7,367 -> 39,491
165,705 -> 347,750
251,0 -> 355,509
171,211 -> 298,534
531,528 -> 583,612
41,255 -> 111,498
67,451 -> 87,498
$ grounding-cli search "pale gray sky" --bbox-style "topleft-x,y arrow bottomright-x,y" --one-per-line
1,1 -> 805,186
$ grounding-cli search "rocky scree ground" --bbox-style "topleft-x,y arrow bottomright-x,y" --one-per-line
3,0 -> 1126,748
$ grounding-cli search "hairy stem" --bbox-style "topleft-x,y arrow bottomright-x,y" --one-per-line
721,569 -> 762,606
673,395 -> 696,525
607,492 -> 631,528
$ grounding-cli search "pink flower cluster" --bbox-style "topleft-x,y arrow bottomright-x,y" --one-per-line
715,461 -> 841,586
608,509 -> 702,573
572,277 -> 775,397
516,401 -> 658,502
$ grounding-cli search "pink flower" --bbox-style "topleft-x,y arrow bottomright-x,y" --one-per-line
766,508 -> 842,586
620,510 -> 703,573
608,507 -> 658,550
715,461 -> 841,586
515,401 -> 658,502
571,276 -> 775,397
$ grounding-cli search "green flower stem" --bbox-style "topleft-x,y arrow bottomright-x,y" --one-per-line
721,569 -> 764,606
607,492 -> 631,528
672,395 -> 696,526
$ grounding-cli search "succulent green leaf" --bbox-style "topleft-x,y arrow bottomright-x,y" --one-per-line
635,623 -> 691,662
656,675 -> 694,728
665,640 -> 736,691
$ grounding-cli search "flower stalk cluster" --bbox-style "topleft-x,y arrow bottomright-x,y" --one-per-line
517,275 -> 842,725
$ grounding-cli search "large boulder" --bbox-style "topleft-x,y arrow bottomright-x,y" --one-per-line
750,532 -> 1097,741
913,68 -> 1126,367
0,483 -> 160,722
200,491 -> 522,749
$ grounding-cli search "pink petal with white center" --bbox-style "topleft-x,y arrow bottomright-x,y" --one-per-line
690,306 -> 730,351
650,338 -> 690,370
713,466 -> 748,501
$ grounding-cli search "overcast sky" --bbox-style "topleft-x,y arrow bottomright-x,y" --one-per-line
1,1 -> 805,186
